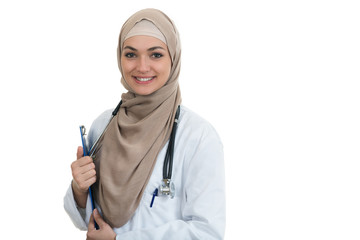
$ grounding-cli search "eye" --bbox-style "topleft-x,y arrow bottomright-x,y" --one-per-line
124,52 -> 136,58
152,53 -> 163,58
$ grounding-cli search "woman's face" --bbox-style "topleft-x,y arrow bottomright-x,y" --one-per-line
121,35 -> 171,96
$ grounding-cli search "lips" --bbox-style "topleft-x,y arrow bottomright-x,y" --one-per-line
136,77 -> 154,82
133,76 -> 155,84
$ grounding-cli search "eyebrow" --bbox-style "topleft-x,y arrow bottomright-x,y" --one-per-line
123,46 -> 166,51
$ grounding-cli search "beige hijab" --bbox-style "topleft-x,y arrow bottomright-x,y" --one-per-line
93,8 -> 182,228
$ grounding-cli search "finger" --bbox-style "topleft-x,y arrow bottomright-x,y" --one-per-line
77,146 -> 83,159
81,168 -> 96,181
71,158 -> 94,178
82,175 -> 97,188
93,209 -> 106,228
88,211 -> 95,230
74,163 -> 96,181
73,172 -> 96,191
81,161 -> 96,173
74,156 -> 93,168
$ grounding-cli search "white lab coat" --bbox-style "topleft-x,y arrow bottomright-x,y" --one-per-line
64,106 -> 226,239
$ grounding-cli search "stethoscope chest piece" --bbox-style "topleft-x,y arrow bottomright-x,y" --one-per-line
159,179 -> 175,199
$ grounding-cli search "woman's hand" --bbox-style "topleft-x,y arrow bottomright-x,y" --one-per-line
71,146 -> 96,208
87,209 -> 116,240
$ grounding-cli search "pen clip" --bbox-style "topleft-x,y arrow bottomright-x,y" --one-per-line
79,125 -> 89,156
80,125 -> 86,136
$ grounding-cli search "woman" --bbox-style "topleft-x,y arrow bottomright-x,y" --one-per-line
64,8 -> 225,240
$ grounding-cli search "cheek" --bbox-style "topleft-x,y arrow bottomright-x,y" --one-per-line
159,61 -> 171,79
121,60 -> 133,75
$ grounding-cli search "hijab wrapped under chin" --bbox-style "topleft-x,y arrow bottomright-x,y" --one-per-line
93,8 -> 182,228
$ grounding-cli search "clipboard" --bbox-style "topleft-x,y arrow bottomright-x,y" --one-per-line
79,125 -> 99,230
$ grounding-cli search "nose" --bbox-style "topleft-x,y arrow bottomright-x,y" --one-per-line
137,56 -> 150,73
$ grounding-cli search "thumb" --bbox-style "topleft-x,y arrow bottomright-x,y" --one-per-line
93,209 -> 106,228
77,146 -> 84,160
88,211 -> 95,230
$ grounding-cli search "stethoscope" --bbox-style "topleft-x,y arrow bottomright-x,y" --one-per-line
85,100 -> 180,199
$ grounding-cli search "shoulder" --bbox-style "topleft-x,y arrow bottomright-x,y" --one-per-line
177,106 -> 224,189
178,105 -> 223,149
179,105 -> 220,134
179,106 -> 209,127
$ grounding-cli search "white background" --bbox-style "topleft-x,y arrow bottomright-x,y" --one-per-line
0,0 -> 359,239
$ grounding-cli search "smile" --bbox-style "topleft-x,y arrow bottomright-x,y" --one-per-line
135,77 -> 154,82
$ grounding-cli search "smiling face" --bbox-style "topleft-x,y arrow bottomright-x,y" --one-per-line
121,35 -> 171,96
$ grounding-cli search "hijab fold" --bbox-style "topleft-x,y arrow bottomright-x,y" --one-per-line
93,8 -> 182,228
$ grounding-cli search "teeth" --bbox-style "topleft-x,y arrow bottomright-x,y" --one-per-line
136,77 -> 153,82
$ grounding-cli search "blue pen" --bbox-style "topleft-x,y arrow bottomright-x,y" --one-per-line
80,126 -> 99,230
150,188 -> 158,208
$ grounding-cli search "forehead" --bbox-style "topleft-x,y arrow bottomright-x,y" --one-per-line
122,35 -> 168,50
